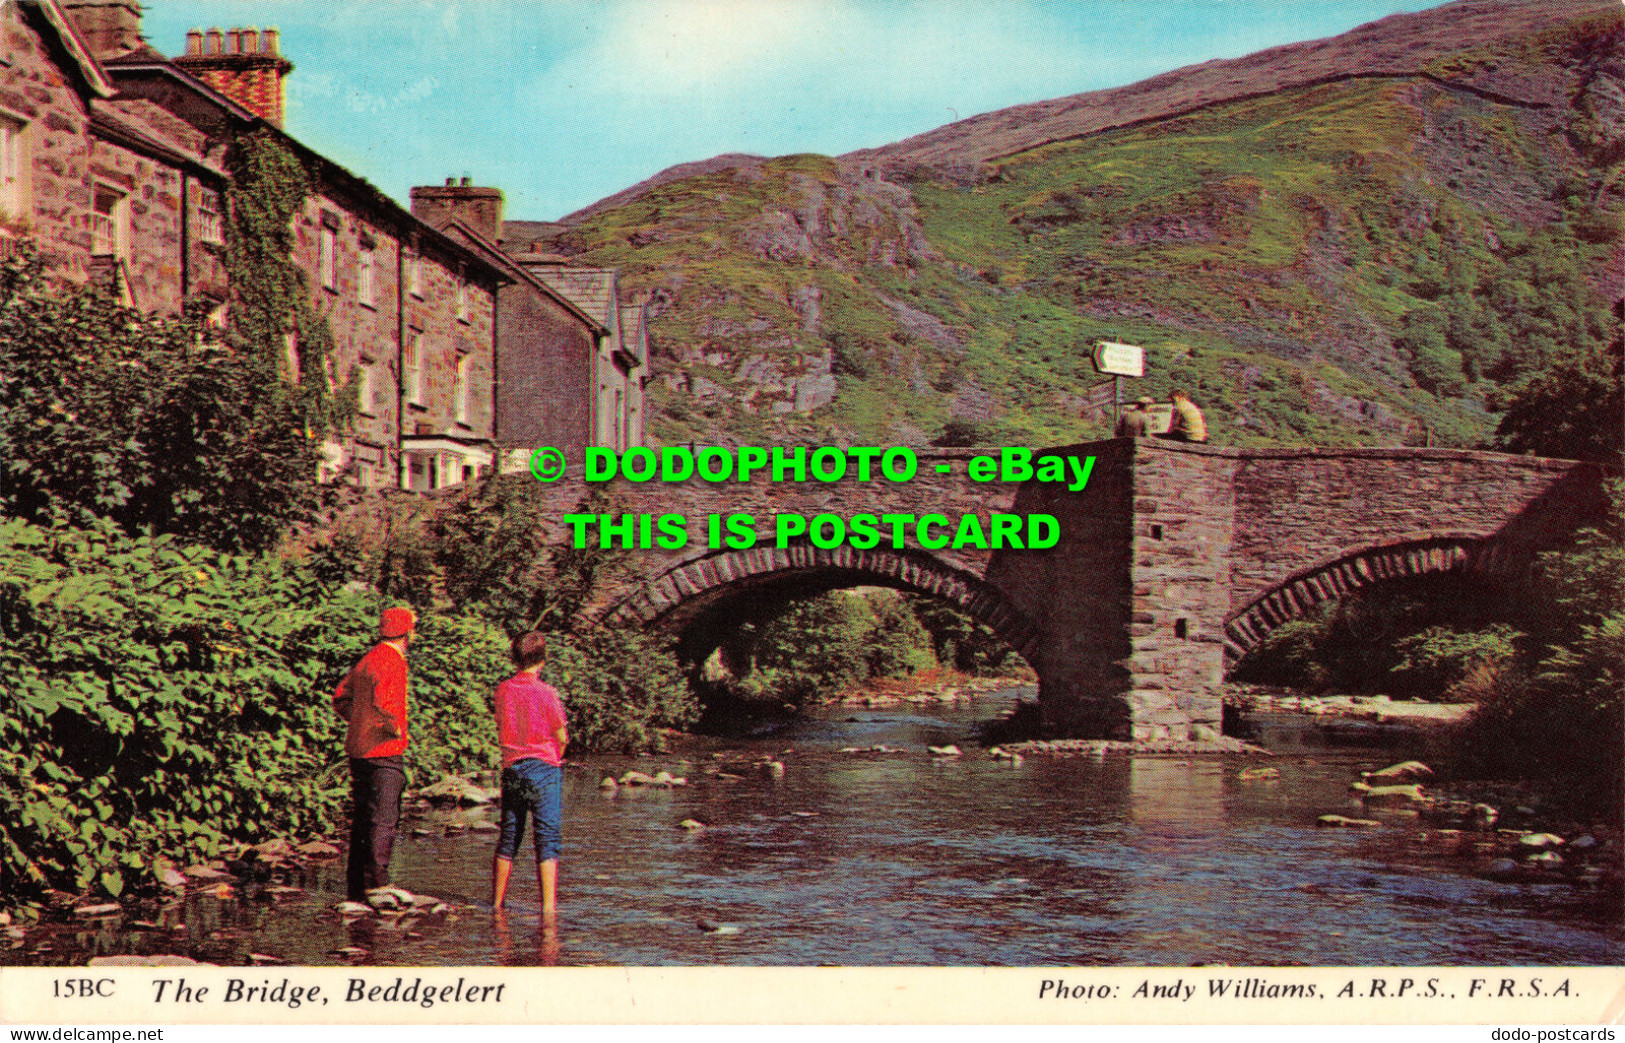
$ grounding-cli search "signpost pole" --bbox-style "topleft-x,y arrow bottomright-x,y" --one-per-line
1113,375 -> 1121,426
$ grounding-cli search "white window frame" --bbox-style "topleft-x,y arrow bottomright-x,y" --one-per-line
454,351 -> 471,425
197,187 -> 224,246
455,274 -> 469,323
0,118 -> 27,219
92,182 -> 129,259
404,330 -> 424,405
318,219 -> 338,291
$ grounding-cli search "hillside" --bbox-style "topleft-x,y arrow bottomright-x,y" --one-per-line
538,0 -> 1623,449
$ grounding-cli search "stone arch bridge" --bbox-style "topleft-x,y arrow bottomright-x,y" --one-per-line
509,440 -> 1610,740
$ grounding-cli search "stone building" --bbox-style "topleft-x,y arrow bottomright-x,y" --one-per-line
411,179 -> 647,459
5,0 -> 509,491
3,0 -> 229,311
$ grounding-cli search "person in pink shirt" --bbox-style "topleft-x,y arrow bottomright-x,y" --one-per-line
491,630 -> 569,919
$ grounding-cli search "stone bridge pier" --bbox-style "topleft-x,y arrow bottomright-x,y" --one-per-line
513,440 -> 1610,741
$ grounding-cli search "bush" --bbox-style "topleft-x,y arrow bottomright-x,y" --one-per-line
0,244 -> 326,554
1389,624 -> 1524,700
1236,616 -> 1331,689
0,517 -> 343,900
545,627 -> 698,753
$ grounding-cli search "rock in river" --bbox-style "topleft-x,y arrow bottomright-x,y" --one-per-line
1352,783 -> 1425,807
1317,815 -> 1382,829
928,745 -> 962,757
417,775 -> 494,806
1365,761 -> 1434,782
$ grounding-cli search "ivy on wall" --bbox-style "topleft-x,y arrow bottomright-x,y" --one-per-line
223,129 -> 355,436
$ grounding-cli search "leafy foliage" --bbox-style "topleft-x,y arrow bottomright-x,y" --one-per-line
713,587 -> 1027,708
1449,496 -> 1625,810
0,245 -> 321,554
0,517 -> 342,900
224,130 -> 352,435
1493,332 -> 1624,464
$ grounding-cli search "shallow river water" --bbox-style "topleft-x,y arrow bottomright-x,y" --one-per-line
15,689 -> 1625,966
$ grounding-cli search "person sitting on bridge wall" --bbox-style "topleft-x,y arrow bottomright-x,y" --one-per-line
1115,396 -> 1157,438
1159,391 -> 1209,444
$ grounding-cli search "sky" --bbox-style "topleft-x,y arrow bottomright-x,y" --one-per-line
140,1 -> 1449,222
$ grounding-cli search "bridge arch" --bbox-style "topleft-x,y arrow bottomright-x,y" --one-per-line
599,542 -> 1042,667
1221,532 -> 1519,667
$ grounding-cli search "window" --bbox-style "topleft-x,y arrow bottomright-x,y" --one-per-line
357,356 -> 375,416
454,352 -> 471,425
319,216 -> 339,291
405,250 -> 422,298
455,274 -> 468,322
404,330 -> 423,405
614,388 -> 625,451
197,188 -> 224,246
92,183 -> 128,258
0,119 -> 26,218
357,244 -> 375,307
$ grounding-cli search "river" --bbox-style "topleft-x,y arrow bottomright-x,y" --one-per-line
11,688 -> 1624,966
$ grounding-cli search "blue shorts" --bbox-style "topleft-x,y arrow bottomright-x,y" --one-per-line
496,758 -> 562,862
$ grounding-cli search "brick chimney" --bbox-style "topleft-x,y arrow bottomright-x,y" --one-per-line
410,177 -> 504,242
173,25 -> 293,126
61,0 -> 144,61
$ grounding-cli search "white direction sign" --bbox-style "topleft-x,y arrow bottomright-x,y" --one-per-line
1094,340 -> 1145,377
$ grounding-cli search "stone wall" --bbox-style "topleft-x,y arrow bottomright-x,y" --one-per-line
497,286 -> 596,453
1126,441 -> 1237,740
3,2 -> 93,282
87,136 -> 183,311
292,192 -> 499,488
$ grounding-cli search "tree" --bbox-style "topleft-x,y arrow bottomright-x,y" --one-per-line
0,246 -> 323,552
1493,330 -> 1624,464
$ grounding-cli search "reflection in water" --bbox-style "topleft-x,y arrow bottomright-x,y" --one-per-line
6,689 -> 1621,966
1128,759 -> 1227,829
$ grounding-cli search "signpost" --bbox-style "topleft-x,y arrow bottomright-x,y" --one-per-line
1092,341 -> 1145,425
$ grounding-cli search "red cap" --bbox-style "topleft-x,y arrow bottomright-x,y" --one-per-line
380,607 -> 416,639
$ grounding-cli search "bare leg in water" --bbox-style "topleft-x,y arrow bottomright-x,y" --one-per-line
539,858 -> 557,922
492,854 -> 515,908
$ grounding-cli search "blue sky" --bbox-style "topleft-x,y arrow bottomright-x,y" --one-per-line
141,1 -> 1447,222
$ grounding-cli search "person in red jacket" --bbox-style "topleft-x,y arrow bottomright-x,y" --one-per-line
332,606 -> 415,901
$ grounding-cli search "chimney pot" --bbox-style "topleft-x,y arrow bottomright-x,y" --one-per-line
460,176 -> 472,187
185,28 -> 202,55
177,23 -> 292,126
263,27 -> 279,54
445,177 -> 455,187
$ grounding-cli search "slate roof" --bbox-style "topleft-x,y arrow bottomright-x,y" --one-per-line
520,263 -> 617,330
